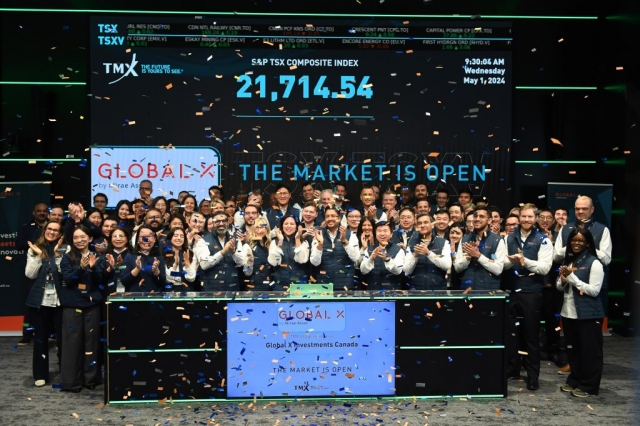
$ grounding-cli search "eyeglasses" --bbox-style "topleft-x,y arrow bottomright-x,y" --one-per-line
140,187 -> 152,191
347,215 -> 361,219
213,219 -> 227,224
45,227 -> 60,233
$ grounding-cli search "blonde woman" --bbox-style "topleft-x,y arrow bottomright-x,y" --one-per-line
242,216 -> 273,291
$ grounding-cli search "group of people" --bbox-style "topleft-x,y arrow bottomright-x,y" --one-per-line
17,179 -> 611,398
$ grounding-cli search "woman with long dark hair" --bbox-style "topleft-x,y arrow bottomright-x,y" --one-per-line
447,222 -> 466,289
556,228 -> 604,397
121,224 -> 167,292
164,227 -> 196,291
59,225 -> 107,392
268,215 -> 309,290
25,221 -> 66,387
114,200 -> 135,234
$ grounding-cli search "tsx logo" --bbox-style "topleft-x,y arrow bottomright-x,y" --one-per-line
103,54 -> 139,85
97,23 -> 124,45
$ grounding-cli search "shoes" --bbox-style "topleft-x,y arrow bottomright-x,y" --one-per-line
571,388 -> 591,398
527,377 -> 539,391
560,384 -> 574,393
62,387 -> 81,393
35,380 -> 46,387
557,363 -> 571,375
18,337 -> 31,346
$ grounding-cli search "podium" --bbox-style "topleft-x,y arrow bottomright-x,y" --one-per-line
105,290 -> 508,403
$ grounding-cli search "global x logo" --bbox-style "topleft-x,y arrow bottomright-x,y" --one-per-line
106,53 -> 139,85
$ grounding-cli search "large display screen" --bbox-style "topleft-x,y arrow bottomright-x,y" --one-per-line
226,301 -> 395,397
90,16 -> 512,206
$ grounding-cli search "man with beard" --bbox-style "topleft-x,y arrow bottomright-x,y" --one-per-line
454,206 -> 506,290
310,208 -> 360,290
503,203 -> 553,391
200,211 -> 244,291
404,213 -> 452,290
413,183 -> 429,204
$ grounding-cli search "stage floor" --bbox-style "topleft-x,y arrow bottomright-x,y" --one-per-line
0,335 -> 637,425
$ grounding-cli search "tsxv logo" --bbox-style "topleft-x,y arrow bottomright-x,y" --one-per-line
103,54 -> 139,85
97,23 -> 124,45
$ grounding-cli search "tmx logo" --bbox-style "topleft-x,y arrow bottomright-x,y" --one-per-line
103,54 -> 139,85
97,24 -> 124,45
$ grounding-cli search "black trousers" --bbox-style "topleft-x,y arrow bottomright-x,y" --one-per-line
29,305 -> 62,382
61,305 -> 102,390
563,316 -> 604,395
507,292 -> 543,378
541,286 -> 563,352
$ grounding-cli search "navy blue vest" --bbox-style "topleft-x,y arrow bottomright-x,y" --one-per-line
248,242 -> 272,291
311,229 -> 355,289
362,243 -> 402,290
273,237 -> 308,290
25,245 -> 63,308
505,229 -> 548,293
567,251 -> 605,319
459,230 -> 502,290
406,237 -> 448,290
201,233 -> 239,291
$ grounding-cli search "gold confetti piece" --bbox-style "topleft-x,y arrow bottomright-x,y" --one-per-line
403,20 -> 409,24
469,304 -> 473,309
616,66 -> 624,70
558,38 -> 564,43
128,121 -> 136,125
495,408 -> 501,417
95,402 -> 104,408
289,65 -> 298,70
345,372 -> 355,378
587,404 -> 594,410
569,171 -> 577,174
78,283 -> 86,290
624,150 -> 631,154
165,83 -> 173,90
406,49 -> 414,54
263,41 -> 274,46
433,131 -> 439,135
532,147 -> 538,151
436,301 -> 441,309
73,413 -> 80,419
550,137 -> 563,147
5,256 -> 12,260
428,152 -> 439,157
215,75 -> 223,78
463,287 -> 472,294
518,350 -> 528,355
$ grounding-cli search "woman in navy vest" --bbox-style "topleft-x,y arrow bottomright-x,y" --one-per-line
104,226 -> 133,294
164,227 -> 197,292
556,228 -> 604,397
243,216 -> 273,291
360,221 -> 405,291
268,214 -> 309,290
59,225 -> 107,392
121,224 -> 167,292
25,221 -> 65,387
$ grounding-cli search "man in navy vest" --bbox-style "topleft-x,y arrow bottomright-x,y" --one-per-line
265,184 -> 300,229
360,185 -> 387,223
503,203 -> 553,391
454,206 -> 506,290
553,195 -> 612,375
200,211 -> 243,291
